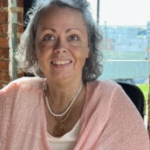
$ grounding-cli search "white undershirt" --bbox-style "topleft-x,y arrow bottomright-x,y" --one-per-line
47,120 -> 81,150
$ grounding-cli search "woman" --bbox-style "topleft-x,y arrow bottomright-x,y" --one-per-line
0,0 -> 149,150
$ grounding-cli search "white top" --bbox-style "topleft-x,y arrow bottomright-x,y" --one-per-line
47,120 -> 81,150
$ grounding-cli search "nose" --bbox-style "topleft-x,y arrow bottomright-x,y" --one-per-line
54,39 -> 67,54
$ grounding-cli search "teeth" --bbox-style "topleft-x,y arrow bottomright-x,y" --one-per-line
52,61 -> 71,65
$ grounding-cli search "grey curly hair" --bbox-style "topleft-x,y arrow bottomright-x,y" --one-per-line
16,0 -> 103,82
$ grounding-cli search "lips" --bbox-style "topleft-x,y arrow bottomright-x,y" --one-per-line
51,60 -> 72,65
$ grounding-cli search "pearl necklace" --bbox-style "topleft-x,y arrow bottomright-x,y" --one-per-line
45,84 -> 83,117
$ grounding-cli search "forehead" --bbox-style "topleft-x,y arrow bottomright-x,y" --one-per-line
37,6 -> 87,30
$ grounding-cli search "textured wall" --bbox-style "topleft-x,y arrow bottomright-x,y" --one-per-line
0,0 -> 24,89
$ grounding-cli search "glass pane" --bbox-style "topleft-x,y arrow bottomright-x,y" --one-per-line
88,0 -> 150,125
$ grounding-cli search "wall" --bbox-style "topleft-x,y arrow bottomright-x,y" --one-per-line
0,0 -> 24,89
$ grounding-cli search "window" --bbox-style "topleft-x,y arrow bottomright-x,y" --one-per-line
88,0 -> 150,125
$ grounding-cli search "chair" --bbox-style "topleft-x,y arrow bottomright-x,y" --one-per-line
117,82 -> 145,118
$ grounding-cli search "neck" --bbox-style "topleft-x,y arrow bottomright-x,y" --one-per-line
45,78 -> 83,113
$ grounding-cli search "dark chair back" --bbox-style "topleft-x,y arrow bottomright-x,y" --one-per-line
117,82 -> 145,118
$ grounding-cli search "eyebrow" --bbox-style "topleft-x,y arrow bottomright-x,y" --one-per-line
44,28 -> 56,32
65,28 -> 82,33
42,28 -> 82,33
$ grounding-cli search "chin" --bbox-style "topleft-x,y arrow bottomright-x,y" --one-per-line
52,74 -> 72,81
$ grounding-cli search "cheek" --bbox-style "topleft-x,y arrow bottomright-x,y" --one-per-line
35,44 -> 51,59
35,42 -> 42,59
85,48 -> 89,58
82,46 -> 89,59
75,49 -> 89,67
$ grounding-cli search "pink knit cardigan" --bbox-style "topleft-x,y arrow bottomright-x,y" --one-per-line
0,77 -> 149,150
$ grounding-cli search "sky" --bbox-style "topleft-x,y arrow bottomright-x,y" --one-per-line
88,0 -> 150,26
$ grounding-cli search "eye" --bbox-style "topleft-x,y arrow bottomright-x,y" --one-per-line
68,35 -> 79,41
43,34 -> 56,41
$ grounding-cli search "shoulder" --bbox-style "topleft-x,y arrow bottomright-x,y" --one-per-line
87,79 -> 122,95
85,79 -> 125,115
0,77 -> 45,95
0,77 -> 45,113
88,79 -> 120,88
85,80 -> 149,149
87,80 -> 141,118
86,79 -> 131,112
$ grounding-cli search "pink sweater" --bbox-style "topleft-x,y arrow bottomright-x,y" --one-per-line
0,77 -> 149,150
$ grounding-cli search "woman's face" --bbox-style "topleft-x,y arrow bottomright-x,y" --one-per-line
35,6 -> 89,82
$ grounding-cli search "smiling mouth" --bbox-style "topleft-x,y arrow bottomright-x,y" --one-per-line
51,60 -> 72,65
